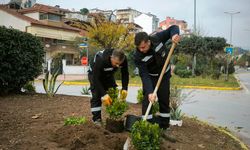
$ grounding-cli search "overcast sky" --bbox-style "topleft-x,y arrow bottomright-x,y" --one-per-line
1,0 -> 250,50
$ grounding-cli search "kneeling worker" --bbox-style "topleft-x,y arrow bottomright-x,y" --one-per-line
88,49 -> 129,125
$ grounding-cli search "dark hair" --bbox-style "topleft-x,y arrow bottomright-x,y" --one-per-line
134,32 -> 149,46
112,49 -> 125,62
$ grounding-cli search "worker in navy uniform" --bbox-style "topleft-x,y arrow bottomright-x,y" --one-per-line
88,49 -> 129,125
133,25 -> 181,130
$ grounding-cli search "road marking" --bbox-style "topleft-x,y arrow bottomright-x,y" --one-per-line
235,74 -> 250,94
241,82 -> 249,94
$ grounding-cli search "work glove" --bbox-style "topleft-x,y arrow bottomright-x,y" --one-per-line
119,90 -> 128,101
102,94 -> 112,106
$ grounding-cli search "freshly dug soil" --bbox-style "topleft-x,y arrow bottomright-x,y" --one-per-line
0,93 -> 247,150
105,118 -> 124,133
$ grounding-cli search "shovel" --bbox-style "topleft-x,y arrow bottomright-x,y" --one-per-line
123,42 -> 177,150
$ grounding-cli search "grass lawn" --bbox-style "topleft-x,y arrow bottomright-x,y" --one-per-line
68,74 -> 239,88
170,74 -> 240,87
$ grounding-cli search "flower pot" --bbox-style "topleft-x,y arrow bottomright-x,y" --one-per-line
105,118 -> 124,133
81,94 -> 92,98
170,119 -> 183,126
125,115 -> 142,132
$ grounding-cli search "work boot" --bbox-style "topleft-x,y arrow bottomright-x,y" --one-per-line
93,119 -> 102,126
162,128 -> 177,143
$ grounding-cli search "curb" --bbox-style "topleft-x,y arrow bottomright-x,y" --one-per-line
217,128 -> 249,150
63,81 -> 242,91
63,82 -> 142,87
190,117 -> 248,150
234,74 -> 249,93
64,82 -> 90,85
176,85 -> 242,91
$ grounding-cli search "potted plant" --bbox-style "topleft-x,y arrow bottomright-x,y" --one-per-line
170,107 -> 183,126
169,86 -> 184,126
105,88 -> 128,133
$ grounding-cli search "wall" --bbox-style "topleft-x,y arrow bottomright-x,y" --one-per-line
62,59 -> 88,74
0,10 -> 30,31
24,12 -> 39,20
26,25 -> 79,41
134,13 -> 153,34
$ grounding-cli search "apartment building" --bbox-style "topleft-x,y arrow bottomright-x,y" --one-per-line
159,16 -> 191,35
116,8 -> 141,23
0,3 -> 84,66
134,13 -> 159,34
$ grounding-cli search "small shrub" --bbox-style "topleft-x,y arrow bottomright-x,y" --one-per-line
64,116 -> 86,125
107,87 -> 119,100
136,89 -> 143,103
173,64 -> 186,75
131,120 -> 162,150
0,26 -> 44,95
106,88 -> 128,120
176,69 -> 192,78
211,70 -> 221,80
106,100 -> 128,120
152,101 -> 159,116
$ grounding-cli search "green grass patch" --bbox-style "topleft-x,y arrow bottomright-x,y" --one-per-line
171,74 -> 239,87
68,74 -> 239,88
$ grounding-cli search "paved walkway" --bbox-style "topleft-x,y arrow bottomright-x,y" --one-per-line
36,74 -> 87,81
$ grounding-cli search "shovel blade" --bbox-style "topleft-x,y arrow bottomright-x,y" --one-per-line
123,137 -> 130,150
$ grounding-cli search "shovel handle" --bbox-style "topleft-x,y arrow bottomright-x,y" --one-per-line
143,43 -> 177,121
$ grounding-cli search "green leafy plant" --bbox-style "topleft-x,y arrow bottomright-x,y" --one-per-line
170,86 -> 182,110
137,88 -> 159,115
137,89 -> 143,103
170,86 -> 184,120
22,81 -> 36,93
152,101 -> 159,116
131,120 -> 162,150
43,67 -> 64,97
170,107 -> 183,120
64,116 -> 86,125
106,88 -> 128,120
107,87 -> 119,100
176,69 -> 192,78
211,70 -> 221,80
0,26 -> 44,95
81,86 -> 90,95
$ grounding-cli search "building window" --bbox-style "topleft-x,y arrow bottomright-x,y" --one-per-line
48,14 -> 61,21
39,13 -> 48,20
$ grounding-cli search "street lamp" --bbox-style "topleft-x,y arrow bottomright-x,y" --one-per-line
194,0 -> 196,34
224,11 -> 240,46
224,11 -> 240,81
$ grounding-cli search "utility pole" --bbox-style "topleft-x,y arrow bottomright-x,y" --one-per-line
224,11 -> 240,81
194,0 -> 196,35
192,0 -> 197,76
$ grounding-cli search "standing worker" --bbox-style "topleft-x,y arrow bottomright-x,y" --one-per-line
88,49 -> 129,125
133,25 -> 181,130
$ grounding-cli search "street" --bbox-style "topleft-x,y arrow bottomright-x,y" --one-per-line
181,71 -> 250,146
